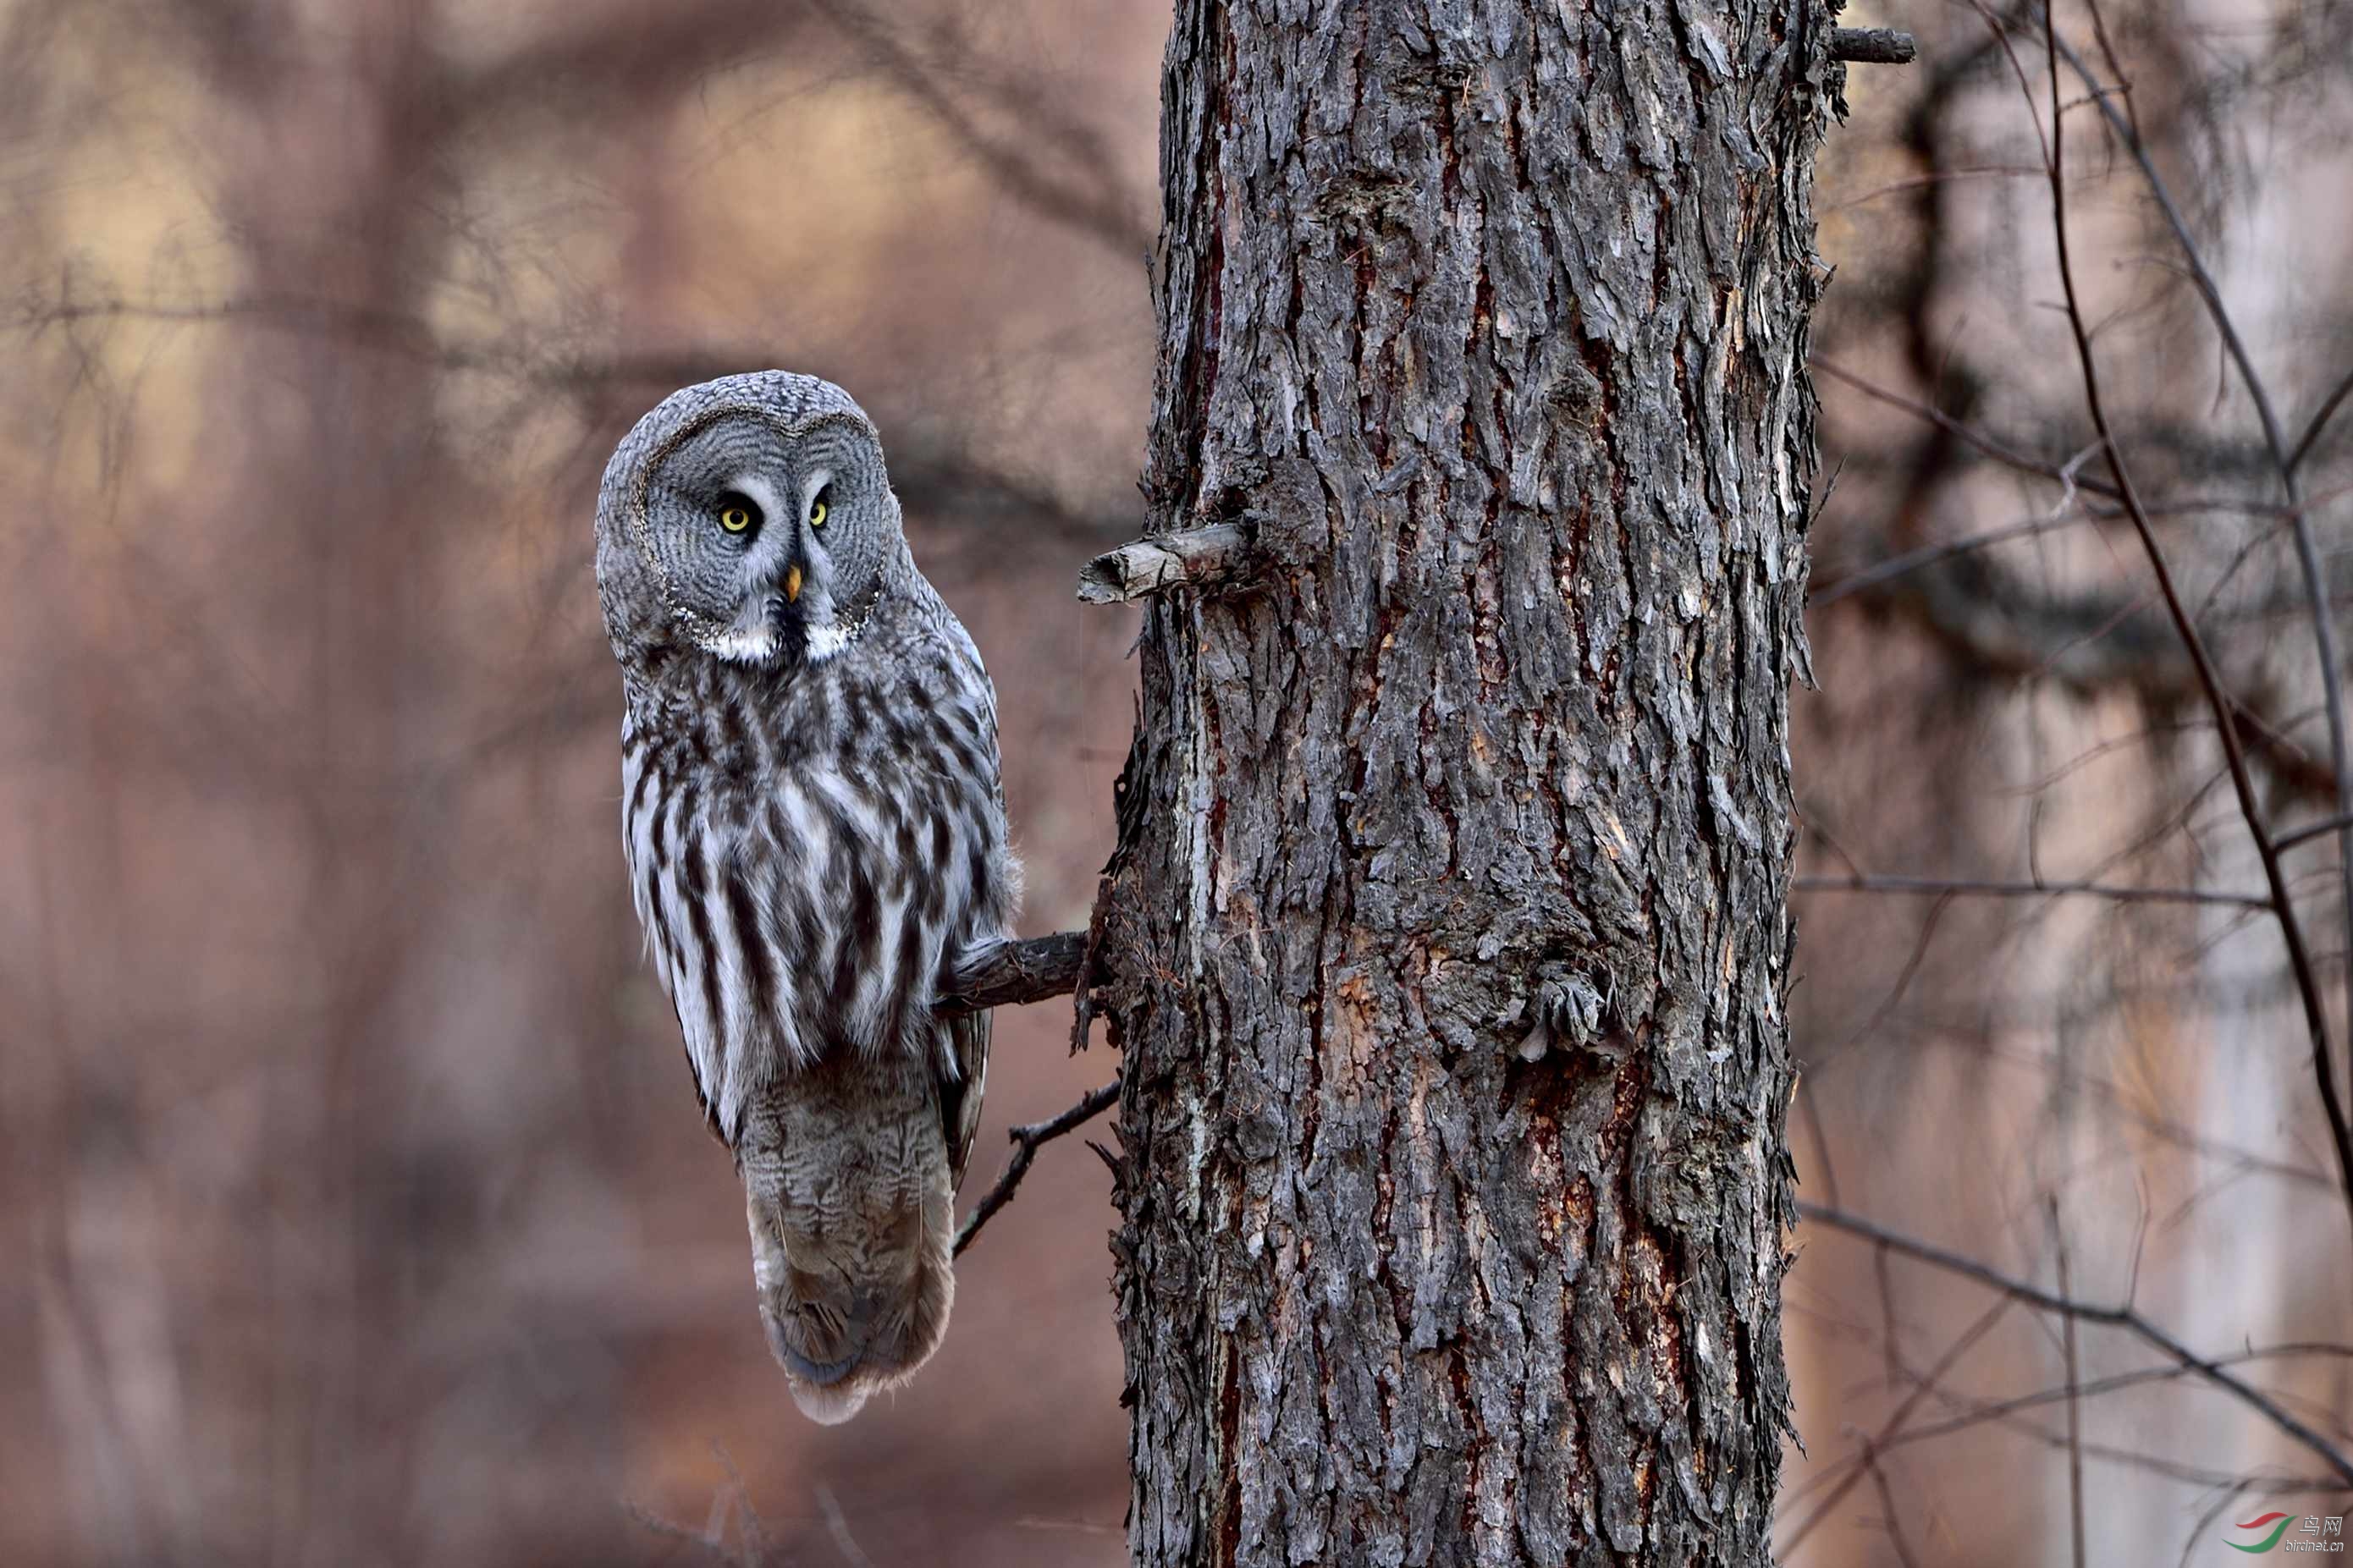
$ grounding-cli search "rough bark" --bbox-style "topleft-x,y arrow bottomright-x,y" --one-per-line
1094,3 -> 1830,1565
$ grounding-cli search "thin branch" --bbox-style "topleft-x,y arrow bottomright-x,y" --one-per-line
2078,0 -> 2140,143
1815,355 -> 2297,520
1810,508 -> 2097,606
812,0 -> 1151,260
2290,365 -> 2353,476
620,1500 -> 744,1568
1807,489 -> 2281,609
10,292 -> 1141,548
1779,1298 -> 2014,1552
815,1485 -> 876,1568
952,1081 -> 1121,1257
1861,1444 -> 1924,1568
1811,891 -> 1953,1070
2183,1490 -> 2268,1568
2041,15 -> 2353,1250
1798,1202 -> 2353,1486
2053,38 -> 2353,1109
1813,358 -> 2124,499
2054,1202 -> 2088,1568
1787,1335 -> 2353,1516
708,1444 -> 770,1567
2275,813 -> 2353,853
1917,1032 -> 2339,1196
1793,872 -> 2272,911
934,931 -> 1088,1017
1826,163 -> 2051,213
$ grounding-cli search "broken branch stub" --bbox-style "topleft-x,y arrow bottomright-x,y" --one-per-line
1076,521 -> 1254,604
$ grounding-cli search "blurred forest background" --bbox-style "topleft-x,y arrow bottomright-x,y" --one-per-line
2,0 -> 2348,1564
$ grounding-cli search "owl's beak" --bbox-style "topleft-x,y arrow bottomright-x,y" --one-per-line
784,564 -> 803,604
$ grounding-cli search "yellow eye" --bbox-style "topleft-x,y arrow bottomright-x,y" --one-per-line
719,503 -> 752,534
809,497 -> 829,528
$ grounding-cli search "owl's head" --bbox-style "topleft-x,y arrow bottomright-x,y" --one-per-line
596,371 -> 905,674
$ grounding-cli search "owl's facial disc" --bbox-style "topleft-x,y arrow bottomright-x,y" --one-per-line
637,415 -> 880,668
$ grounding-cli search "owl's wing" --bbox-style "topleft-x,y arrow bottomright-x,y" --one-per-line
940,1007 -> 990,1190
923,613 -> 1006,1193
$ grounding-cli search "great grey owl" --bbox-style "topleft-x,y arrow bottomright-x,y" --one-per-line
594,371 -> 1015,1424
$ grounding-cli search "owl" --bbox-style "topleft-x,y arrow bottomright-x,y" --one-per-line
594,371 -> 1016,1423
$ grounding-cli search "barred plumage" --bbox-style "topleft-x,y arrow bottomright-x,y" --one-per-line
595,371 -> 1014,1423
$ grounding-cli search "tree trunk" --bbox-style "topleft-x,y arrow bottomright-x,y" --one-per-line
1095,3 -> 1831,1564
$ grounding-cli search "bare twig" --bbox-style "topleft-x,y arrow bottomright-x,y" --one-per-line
935,931 -> 1088,1016
2277,813 -> 2353,853
1917,1033 -> 2339,1195
1787,1336 -> 2353,1517
1839,531 -> 2202,700
1861,1444 -> 1924,1568
812,0 -> 1150,260
1813,358 -> 2124,498
1778,1298 -> 2013,1552
1810,507 -> 2098,606
1799,1202 -> 2353,1485
2291,365 -> 2353,476
1812,891 -> 1953,1068
2041,14 -> 2353,1248
1794,872 -> 2271,911
11,293 -> 1139,551
1827,162 -> 2051,212
620,1499 -> 743,1567
1812,357 -> 2301,521
1794,1072 -> 1843,1209
2054,1202 -> 2087,1568
815,1485 -> 875,1568
2054,30 -> 2353,1065
708,1444 -> 769,1567
2182,1490 -> 2269,1568
1077,522 -> 1256,604
1829,25 -> 1920,63
953,1081 -> 1121,1257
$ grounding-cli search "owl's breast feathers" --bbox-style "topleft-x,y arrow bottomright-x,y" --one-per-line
620,602 -> 1011,1151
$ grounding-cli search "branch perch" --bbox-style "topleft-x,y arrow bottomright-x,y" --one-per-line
935,930 -> 1088,1017
1828,26 -> 1918,63
1077,522 -> 1254,604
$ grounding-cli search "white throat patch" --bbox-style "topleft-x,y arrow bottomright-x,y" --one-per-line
702,620 -> 783,664
804,622 -> 855,663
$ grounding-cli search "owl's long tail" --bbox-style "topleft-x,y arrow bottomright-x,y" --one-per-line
736,1049 -> 956,1424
